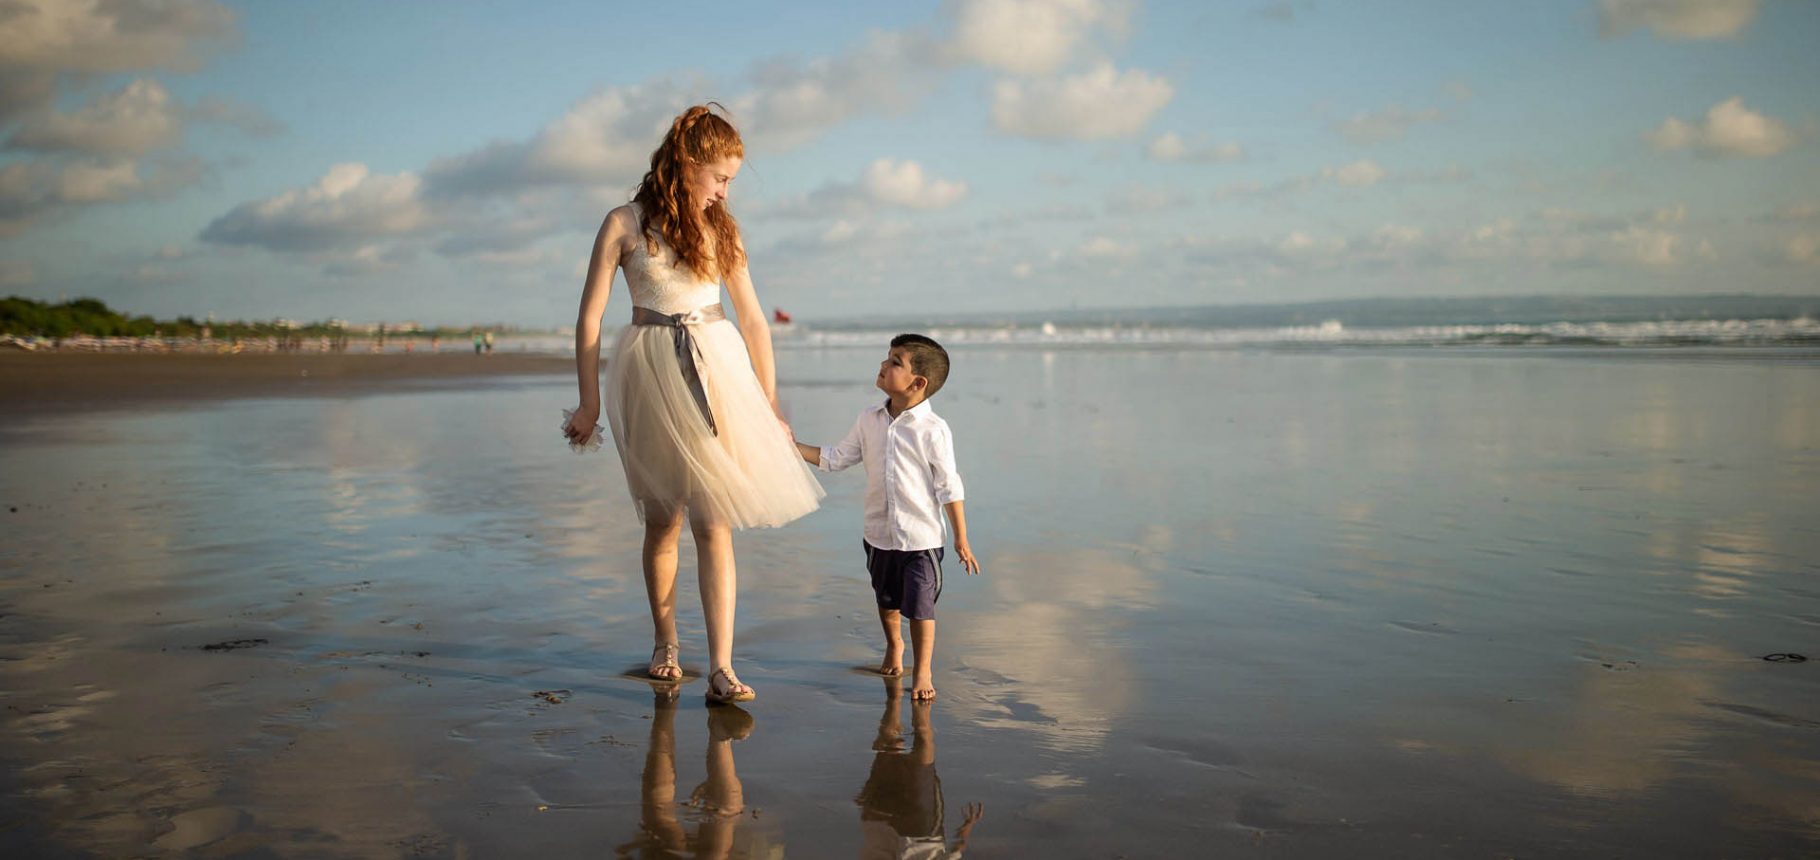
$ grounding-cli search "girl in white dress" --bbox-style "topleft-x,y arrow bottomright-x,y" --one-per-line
564,105 -> 824,703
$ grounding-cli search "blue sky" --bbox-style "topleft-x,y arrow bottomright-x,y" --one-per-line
2,0 -> 1817,326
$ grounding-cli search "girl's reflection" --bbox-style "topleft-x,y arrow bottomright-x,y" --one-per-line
620,687 -> 754,859
856,678 -> 983,859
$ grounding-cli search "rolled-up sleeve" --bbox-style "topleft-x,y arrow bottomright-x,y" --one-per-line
925,423 -> 964,504
819,413 -> 866,472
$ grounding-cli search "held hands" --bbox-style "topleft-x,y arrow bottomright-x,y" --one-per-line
771,402 -> 795,445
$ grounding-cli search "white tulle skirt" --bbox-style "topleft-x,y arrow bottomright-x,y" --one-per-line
603,318 -> 824,528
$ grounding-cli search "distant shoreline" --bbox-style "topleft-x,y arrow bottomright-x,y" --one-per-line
0,352 -> 571,416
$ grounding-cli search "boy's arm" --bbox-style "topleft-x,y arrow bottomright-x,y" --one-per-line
943,500 -> 979,574
813,413 -> 866,472
928,424 -> 979,574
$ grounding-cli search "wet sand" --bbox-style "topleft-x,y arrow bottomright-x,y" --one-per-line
0,351 -> 571,412
1,347 -> 1818,857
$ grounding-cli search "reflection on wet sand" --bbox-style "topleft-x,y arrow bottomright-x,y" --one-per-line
858,678 -> 982,860
944,543 -> 1159,755
621,688 -> 760,859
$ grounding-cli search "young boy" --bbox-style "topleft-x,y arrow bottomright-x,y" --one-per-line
798,334 -> 980,701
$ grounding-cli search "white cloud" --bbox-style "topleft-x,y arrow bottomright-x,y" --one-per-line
1105,184 -> 1192,214
1248,1 -> 1298,23
322,244 -> 410,279
1598,0 -> 1758,40
185,96 -> 284,137
1451,208 -> 1710,268
0,0 -> 236,78
426,79 -> 689,197
1772,202 -> 1820,223
1787,234 -> 1820,266
776,158 -> 968,217
947,0 -> 1131,76
429,33 -> 936,198
1607,225 -> 1682,266
1337,104 -> 1445,144
858,159 -> 968,209
992,62 -> 1173,140
736,31 -> 937,152
0,154 -> 203,235
1372,224 -> 1425,247
56,158 -> 142,202
1146,132 -> 1245,163
201,163 -> 427,253
1080,235 -> 1137,258
0,258 -> 34,288
6,79 -> 183,156
1277,230 -> 1346,256
1325,159 -> 1387,187
0,2 -> 245,232
1647,97 -> 1794,158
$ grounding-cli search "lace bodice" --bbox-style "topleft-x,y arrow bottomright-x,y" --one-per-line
623,206 -> 722,314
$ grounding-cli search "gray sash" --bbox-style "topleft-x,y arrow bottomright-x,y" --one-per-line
631,304 -> 725,436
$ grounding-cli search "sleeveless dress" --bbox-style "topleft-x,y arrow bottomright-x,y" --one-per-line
602,208 -> 824,528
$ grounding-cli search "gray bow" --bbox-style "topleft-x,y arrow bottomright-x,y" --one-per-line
631,304 -> 726,436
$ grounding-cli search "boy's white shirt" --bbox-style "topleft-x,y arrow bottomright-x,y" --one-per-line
818,399 -> 964,552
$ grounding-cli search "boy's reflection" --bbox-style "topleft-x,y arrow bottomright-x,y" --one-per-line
620,687 -> 754,859
857,678 -> 983,859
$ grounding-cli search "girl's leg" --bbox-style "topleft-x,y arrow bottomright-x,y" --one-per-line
644,504 -> 686,678
690,513 -> 751,696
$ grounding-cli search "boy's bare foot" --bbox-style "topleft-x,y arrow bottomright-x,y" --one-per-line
879,643 -> 903,676
912,670 -> 936,700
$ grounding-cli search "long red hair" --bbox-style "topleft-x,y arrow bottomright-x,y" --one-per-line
632,104 -> 747,283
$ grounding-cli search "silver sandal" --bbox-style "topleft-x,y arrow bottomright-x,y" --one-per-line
648,643 -> 681,682
706,667 -> 755,703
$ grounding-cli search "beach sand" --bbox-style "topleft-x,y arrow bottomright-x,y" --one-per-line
0,351 -> 571,412
1,347 -> 1817,857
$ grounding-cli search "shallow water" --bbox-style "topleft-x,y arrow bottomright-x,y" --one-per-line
2,348 -> 1817,857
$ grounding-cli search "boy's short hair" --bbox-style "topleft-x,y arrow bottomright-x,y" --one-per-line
891,333 -> 950,399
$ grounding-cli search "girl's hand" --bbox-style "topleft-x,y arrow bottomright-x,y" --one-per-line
564,405 -> 600,445
771,402 -> 794,444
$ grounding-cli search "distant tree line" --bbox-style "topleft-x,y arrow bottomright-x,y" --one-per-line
1,296 -> 475,339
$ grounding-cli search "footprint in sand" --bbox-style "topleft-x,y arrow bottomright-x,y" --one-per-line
153,807 -> 248,851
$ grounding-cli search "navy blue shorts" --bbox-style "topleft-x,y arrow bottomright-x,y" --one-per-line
864,541 -> 944,621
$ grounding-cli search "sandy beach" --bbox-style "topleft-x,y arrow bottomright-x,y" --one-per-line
2,345 -> 1817,857
0,351 -> 572,412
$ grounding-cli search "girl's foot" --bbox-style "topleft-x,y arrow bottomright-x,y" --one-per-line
707,667 -> 756,704
912,670 -> 936,701
648,642 -> 681,682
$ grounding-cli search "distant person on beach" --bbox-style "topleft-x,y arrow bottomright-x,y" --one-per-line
472,331 -> 484,355
796,334 -> 979,700
564,104 -> 822,704
483,331 -> 494,354
857,678 -> 984,858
